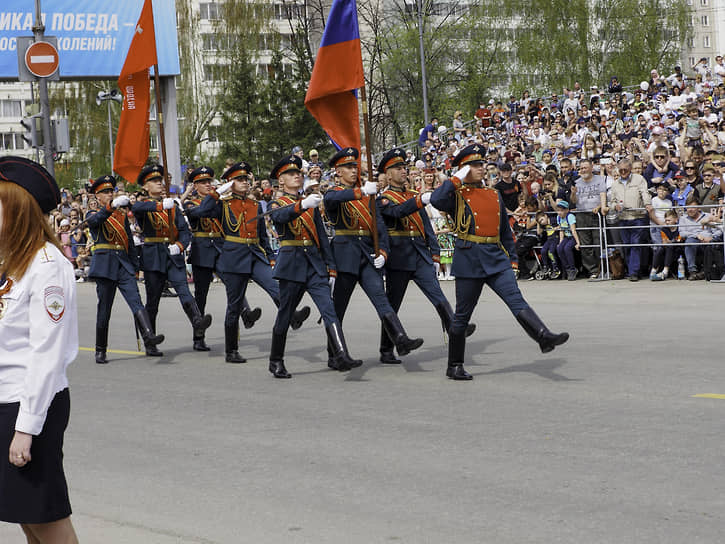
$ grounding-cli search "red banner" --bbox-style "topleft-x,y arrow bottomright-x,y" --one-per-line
113,0 -> 158,183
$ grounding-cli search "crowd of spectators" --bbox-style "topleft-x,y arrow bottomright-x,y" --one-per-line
50,62 -> 725,284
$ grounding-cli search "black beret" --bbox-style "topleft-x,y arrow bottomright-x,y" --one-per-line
90,175 -> 117,193
189,165 -> 215,183
137,164 -> 164,185
0,156 -> 60,213
270,155 -> 302,180
221,162 -> 252,181
452,144 -> 487,168
329,147 -> 359,168
377,148 -> 406,174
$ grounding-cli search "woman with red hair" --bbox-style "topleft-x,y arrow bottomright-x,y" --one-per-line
0,157 -> 79,543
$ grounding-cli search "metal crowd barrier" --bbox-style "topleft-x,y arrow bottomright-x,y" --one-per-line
523,205 -> 725,282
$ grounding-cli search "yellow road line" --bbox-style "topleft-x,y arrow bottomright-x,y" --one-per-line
79,346 -> 143,355
692,394 -> 725,400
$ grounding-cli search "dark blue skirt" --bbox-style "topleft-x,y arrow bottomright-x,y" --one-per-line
0,388 -> 72,524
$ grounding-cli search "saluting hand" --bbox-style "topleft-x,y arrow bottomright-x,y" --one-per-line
112,195 -> 130,208
216,181 -> 234,196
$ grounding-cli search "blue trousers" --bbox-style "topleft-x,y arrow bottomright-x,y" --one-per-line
273,270 -> 338,335
192,264 -> 214,314
333,258 -> 394,322
541,238 -> 560,271
385,255 -> 448,312
144,266 -> 195,330
618,218 -> 648,276
451,269 -> 528,335
557,237 -> 577,271
95,273 -> 144,330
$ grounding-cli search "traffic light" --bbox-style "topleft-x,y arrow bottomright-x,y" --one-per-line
20,116 -> 42,149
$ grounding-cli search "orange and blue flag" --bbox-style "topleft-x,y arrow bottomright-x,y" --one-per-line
304,0 -> 364,151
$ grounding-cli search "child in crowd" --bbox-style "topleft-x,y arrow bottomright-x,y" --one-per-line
649,183 -> 674,243
649,209 -> 681,280
513,196 -> 541,279
536,211 -> 561,279
555,201 -> 581,280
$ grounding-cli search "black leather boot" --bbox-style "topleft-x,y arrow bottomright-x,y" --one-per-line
135,309 -> 165,357
290,305 -> 311,330
327,322 -> 363,371
515,307 -> 569,354
269,330 -> 291,378
95,327 -> 108,364
193,331 -> 210,351
381,312 -> 423,357
241,299 -> 262,329
435,301 -> 476,338
446,330 -> 472,380
224,324 -> 246,363
182,300 -> 213,345
379,325 -> 401,364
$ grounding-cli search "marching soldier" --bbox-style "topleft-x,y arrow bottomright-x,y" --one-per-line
430,144 -> 569,380
376,148 -> 475,365
194,162 -> 309,363
132,164 -> 212,355
323,147 -> 423,364
86,175 -> 164,363
267,155 -> 362,378
183,166 -> 222,351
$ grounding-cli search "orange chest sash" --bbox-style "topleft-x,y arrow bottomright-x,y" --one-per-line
277,196 -> 320,247
382,190 -> 425,235
106,210 -> 129,249
227,198 -> 258,238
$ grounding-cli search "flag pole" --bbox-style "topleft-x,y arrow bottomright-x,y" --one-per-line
359,84 -> 379,257
151,65 -> 176,244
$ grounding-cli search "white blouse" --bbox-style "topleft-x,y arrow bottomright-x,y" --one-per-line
0,242 -> 78,435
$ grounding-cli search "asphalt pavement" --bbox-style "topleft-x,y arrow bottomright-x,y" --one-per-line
2,278 -> 724,543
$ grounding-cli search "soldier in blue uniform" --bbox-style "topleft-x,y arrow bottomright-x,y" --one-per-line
86,175 -> 164,363
183,166 -> 222,351
193,162 -> 309,363
376,148 -> 475,365
267,155 -> 362,378
131,164 -> 212,355
323,147 -> 423,363
430,145 -> 569,380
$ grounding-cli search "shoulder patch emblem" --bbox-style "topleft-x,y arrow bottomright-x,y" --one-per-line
44,286 -> 65,323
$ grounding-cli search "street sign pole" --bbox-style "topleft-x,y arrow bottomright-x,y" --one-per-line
33,0 -> 54,176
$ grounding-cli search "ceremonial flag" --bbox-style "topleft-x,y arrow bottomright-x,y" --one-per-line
304,0 -> 364,150
113,0 -> 158,183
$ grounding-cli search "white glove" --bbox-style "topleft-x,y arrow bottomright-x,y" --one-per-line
454,165 -> 471,183
301,193 -> 322,209
216,180 -> 234,195
167,244 -> 181,256
112,195 -> 130,208
162,198 -> 175,210
434,262 -> 440,275
362,181 -> 378,196
372,254 -> 386,269
421,192 -> 432,205
328,276 -> 336,293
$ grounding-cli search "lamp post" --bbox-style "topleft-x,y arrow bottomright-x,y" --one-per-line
96,90 -> 123,172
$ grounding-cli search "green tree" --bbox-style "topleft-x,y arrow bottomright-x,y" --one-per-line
49,80 -> 120,189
